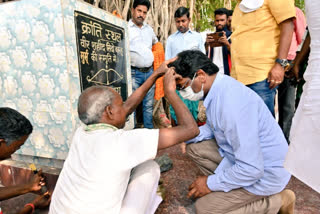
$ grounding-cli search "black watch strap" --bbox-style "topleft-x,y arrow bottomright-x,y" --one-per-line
275,58 -> 289,67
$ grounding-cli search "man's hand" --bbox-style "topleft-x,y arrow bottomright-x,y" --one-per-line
28,169 -> 45,192
153,57 -> 177,77
218,31 -> 229,46
32,191 -> 51,209
163,68 -> 178,95
291,64 -> 301,81
188,176 -> 212,199
268,63 -> 285,89
206,35 -> 215,44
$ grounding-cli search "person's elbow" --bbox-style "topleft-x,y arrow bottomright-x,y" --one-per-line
185,122 -> 200,139
236,162 -> 264,184
280,18 -> 294,31
244,164 -> 264,182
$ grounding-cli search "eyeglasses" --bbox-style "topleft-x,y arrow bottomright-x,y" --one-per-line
176,73 -> 197,90
176,79 -> 191,90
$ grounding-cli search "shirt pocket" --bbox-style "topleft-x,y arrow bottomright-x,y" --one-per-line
188,42 -> 200,50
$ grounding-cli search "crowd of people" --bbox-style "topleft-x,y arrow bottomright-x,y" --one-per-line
0,0 -> 319,213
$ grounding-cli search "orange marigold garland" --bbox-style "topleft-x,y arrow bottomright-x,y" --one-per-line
152,42 -> 165,100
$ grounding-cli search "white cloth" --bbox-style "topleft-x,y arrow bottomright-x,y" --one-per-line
284,0 -> 320,193
212,46 -> 225,75
239,0 -> 264,13
49,127 -> 159,214
128,20 -> 158,68
120,160 -> 162,214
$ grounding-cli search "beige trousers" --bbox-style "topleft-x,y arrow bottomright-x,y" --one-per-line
187,139 -> 282,214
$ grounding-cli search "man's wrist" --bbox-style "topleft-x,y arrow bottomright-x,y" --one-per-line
21,183 -> 33,193
274,62 -> 285,72
150,72 -> 159,80
165,89 -> 177,98
275,58 -> 289,69
24,203 -> 35,213
206,174 -> 215,191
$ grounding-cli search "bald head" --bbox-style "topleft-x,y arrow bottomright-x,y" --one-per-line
78,86 -> 115,125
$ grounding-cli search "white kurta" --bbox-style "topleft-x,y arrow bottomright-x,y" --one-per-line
49,126 -> 160,213
284,0 -> 320,193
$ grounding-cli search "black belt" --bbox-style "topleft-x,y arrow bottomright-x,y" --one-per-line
131,66 -> 152,73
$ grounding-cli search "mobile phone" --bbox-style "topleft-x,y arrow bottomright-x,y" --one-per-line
207,32 -> 224,47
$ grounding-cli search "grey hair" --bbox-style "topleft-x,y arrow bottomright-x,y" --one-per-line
78,86 -> 115,125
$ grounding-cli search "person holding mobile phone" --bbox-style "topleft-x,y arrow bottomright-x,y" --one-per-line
205,8 -> 232,76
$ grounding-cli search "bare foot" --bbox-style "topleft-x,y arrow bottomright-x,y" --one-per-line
180,142 -> 186,154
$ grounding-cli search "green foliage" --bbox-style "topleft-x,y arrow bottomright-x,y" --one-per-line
193,0 -> 238,32
295,0 -> 305,11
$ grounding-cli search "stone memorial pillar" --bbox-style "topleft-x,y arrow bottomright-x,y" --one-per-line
0,0 -> 133,197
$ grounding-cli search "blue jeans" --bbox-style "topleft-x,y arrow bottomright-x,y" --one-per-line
247,79 -> 277,116
277,77 -> 296,142
131,68 -> 155,128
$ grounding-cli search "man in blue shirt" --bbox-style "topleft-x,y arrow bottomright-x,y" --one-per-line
169,50 -> 295,214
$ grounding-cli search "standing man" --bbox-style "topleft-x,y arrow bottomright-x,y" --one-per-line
165,6 -> 205,60
129,0 -> 158,128
278,7 -> 306,143
165,6 -> 205,124
227,9 -> 233,32
205,8 -> 232,75
231,0 -> 296,116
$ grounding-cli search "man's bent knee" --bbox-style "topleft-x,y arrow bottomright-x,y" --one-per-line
195,196 -> 224,214
132,160 -> 160,182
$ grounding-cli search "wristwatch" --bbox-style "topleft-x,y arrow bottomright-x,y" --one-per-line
275,58 -> 289,69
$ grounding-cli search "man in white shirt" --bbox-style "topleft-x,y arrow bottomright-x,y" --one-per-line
49,60 -> 199,214
129,0 -> 158,129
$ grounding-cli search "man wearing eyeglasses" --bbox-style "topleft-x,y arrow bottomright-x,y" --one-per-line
169,50 -> 295,214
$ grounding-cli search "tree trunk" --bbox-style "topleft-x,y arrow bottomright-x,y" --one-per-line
189,0 -> 194,30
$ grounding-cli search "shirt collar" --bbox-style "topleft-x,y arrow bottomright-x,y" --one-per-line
129,19 -> 146,28
85,123 -> 118,132
175,29 -> 192,35
203,72 -> 224,108
239,0 -> 264,13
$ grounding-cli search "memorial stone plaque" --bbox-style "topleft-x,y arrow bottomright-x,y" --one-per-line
0,0 -> 133,167
74,11 -> 127,100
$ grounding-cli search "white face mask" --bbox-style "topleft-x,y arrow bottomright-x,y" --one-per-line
179,73 -> 204,101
